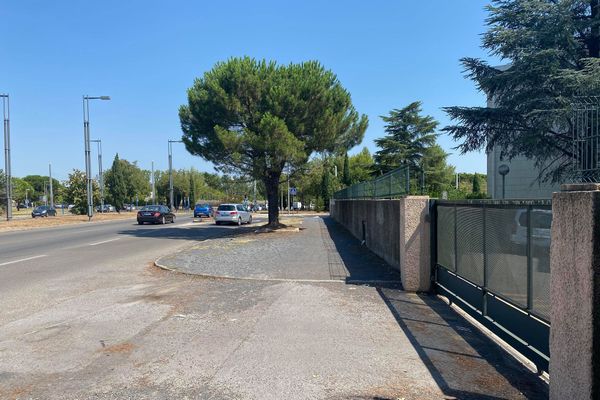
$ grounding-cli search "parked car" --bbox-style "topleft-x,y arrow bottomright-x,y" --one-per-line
123,204 -> 136,211
32,205 -> 57,218
194,203 -> 214,218
214,204 -> 252,225
137,205 -> 175,225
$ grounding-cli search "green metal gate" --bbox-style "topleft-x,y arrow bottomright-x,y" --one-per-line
432,199 -> 551,372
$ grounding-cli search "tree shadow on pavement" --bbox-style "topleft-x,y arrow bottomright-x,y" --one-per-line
116,222 -> 259,242
322,216 -> 548,400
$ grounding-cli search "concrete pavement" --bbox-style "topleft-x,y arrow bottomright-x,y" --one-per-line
0,215 -> 547,399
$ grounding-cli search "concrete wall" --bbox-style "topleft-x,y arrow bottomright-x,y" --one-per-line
331,197 -> 430,291
550,184 -> 600,399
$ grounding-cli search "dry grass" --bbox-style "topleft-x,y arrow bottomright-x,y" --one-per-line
0,212 -> 137,233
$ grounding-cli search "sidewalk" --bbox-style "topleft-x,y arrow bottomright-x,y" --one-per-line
155,216 -> 548,399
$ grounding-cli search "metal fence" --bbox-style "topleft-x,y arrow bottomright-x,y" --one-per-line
333,166 -> 410,199
433,199 -> 551,372
572,96 -> 600,182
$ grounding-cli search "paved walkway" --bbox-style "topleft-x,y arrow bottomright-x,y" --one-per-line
153,216 -> 548,399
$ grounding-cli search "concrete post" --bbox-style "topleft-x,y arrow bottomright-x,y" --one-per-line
399,196 -> 431,292
550,183 -> 600,400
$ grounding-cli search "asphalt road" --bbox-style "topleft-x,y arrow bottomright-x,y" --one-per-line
0,214 -> 265,326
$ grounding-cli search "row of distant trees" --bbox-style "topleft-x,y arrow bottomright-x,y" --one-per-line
0,158 -> 259,215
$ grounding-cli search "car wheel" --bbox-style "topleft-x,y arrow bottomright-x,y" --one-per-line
171,216 -> 176,223
161,216 -> 166,224
215,221 -> 221,225
248,215 -> 252,224
138,221 -> 143,225
237,217 -> 242,226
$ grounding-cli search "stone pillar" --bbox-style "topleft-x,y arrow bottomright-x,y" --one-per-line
399,196 -> 430,292
550,183 -> 600,400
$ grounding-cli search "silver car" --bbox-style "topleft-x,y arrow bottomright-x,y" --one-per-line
215,203 -> 252,225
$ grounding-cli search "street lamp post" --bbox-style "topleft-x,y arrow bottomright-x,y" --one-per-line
1,94 -> 11,220
168,140 -> 183,211
90,139 -> 103,212
49,163 -> 54,208
498,164 -> 510,200
83,95 -> 110,220
151,160 -> 155,205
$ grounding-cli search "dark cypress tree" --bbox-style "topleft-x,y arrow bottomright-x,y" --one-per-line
342,153 -> 351,186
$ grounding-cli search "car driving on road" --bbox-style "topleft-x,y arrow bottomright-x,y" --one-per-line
31,205 -> 57,218
194,203 -> 214,218
214,203 -> 252,225
137,205 -> 176,225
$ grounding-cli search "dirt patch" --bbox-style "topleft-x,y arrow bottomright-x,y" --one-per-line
0,212 -> 138,232
101,342 -> 136,354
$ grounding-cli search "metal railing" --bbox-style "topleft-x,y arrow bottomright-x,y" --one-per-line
572,96 -> 600,182
433,199 -> 551,372
334,166 -> 410,199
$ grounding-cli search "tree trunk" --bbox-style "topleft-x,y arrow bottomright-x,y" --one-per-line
264,176 -> 280,227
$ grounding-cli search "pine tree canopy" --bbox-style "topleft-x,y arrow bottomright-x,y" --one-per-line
373,101 -> 438,175
443,0 -> 600,182
179,57 -> 368,226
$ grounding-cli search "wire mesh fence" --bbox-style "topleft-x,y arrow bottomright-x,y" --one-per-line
435,199 -> 552,321
572,96 -> 600,182
333,166 -> 410,199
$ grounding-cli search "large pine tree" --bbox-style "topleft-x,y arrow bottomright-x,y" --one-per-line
373,101 -> 438,176
444,0 -> 600,182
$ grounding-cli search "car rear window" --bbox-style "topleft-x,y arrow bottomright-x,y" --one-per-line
218,205 -> 235,211
141,206 -> 161,211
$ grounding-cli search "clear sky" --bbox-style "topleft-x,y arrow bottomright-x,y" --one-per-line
1,1 -> 494,181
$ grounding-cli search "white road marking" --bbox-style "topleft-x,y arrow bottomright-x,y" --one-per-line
0,254 -> 47,266
89,238 -> 120,246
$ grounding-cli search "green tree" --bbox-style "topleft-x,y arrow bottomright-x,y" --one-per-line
443,0 -> 600,182
472,173 -> 481,194
179,57 -> 367,227
321,165 -> 331,210
22,175 -> 64,204
373,102 -> 438,176
105,154 -> 128,211
64,169 -> 100,215
11,178 -> 34,205
349,147 -> 374,184
421,144 -> 456,197
342,152 -> 351,186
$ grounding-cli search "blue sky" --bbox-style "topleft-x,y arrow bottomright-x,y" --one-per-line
1,1 -> 494,180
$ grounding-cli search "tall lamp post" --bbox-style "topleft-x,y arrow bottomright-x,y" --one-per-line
498,164 -> 510,200
168,140 -> 183,211
90,139 -> 104,212
1,94 -> 11,220
83,95 -> 110,220
48,163 -> 54,208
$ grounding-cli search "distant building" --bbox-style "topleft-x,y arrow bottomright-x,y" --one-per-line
486,148 -> 559,199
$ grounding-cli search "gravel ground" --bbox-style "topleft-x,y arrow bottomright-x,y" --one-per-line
157,217 -> 401,283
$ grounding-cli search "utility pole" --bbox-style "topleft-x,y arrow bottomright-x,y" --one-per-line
2,94 -> 11,221
168,140 -> 183,211
82,95 -> 110,220
287,164 -> 291,215
49,163 -> 54,208
455,173 -> 459,189
151,161 -> 155,205
91,139 -> 103,212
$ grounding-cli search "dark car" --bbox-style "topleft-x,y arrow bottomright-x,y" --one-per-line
137,205 -> 175,225
32,205 -> 57,218
194,203 -> 213,218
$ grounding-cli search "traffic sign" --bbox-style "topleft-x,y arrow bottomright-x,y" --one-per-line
289,187 -> 297,196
